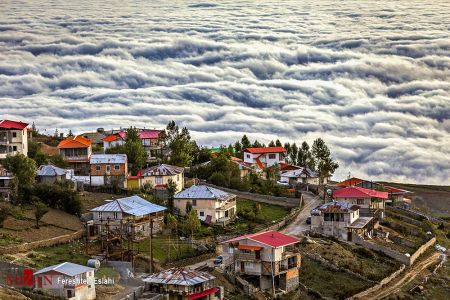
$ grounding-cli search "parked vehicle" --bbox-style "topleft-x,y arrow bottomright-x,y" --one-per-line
213,256 -> 223,265
277,180 -> 290,186
306,216 -> 311,224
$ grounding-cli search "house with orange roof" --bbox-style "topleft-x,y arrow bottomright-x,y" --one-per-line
242,147 -> 286,172
0,119 -> 29,159
221,230 -> 301,294
57,136 -> 92,174
336,177 -> 364,187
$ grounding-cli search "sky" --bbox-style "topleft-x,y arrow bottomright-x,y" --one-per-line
0,0 -> 449,184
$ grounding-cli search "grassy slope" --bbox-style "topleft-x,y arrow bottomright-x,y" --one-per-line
236,198 -> 290,221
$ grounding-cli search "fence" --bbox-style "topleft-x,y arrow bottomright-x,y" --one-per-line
0,229 -> 84,255
204,183 -> 301,208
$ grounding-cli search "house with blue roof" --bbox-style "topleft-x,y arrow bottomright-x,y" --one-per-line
88,195 -> 166,240
174,185 -> 236,226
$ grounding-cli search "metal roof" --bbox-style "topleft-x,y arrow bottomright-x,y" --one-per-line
37,164 -> 67,177
0,120 -> 28,130
90,154 -> 127,164
222,230 -> 299,248
34,262 -> 93,277
174,185 -> 235,201
90,195 -> 166,216
142,164 -> 183,176
311,201 -> 359,215
280,167 -> 318,178
347,217 -> 373,229
142,268 -> 215,286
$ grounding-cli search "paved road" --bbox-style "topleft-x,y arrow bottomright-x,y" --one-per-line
282,191 -> 321,236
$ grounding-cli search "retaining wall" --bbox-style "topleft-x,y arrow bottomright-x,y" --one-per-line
0,229 -> 84,254
204,183 -> 301,207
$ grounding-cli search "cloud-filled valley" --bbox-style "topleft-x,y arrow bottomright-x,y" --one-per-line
0,0 -> 449,184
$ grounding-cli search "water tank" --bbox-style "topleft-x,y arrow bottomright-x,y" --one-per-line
87,259 -> 100,269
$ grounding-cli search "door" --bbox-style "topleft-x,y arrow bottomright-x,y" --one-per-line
67,290 -> 73,298
240,261 -> 245,272
347,231 -> 352,241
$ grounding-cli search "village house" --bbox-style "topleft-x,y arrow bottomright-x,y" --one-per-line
89,154 -> 128,188
37,164 -> 70,184
0,119 -> 29,160
174,185 -> 236,226
279,167 -> 324,185
221,231 -> 301,294
333,186 -> 388,219
87,195 -> 166,240
57,136 -> 92,174
33,262 -> 96,300
102,128 -> 164,161
310,201 -> 375,242
143,267 -> 223,300
230,156 -> 253,178
242,147 -> 286,171
0,167 -> 13,201
141,164 -> 184,192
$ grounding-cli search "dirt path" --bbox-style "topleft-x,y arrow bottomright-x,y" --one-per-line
362,251 -> 440,300
282,191 -> 321,236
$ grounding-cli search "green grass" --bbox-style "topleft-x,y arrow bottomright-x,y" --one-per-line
299,257 -> 372,299
0,234 -> 23,247
237,198 -> 290,222
136,235 -> 198,264
29,240 -> 89,268
95,266 -> 119,280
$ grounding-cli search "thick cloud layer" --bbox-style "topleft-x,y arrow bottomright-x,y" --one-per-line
1,0 -> 449,184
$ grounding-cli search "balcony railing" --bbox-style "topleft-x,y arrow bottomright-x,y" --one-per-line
63,155 -> 89,161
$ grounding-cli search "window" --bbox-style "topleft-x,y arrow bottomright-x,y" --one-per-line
268,153 -> 276,159
106,165 -> 111,172
12,146 -> 17,151
357,199 -> 364,205
244,262 -> 252,269
113,212 -> 118,219
12,132 -> 17,138
155,176 -> 163,184
246,154 -> 251,159
114,165 -> 120,171
192,199 -> 197,206
98,212 -> 102,219
199,211 -> 204,217
96,165 -> 101,171
241,250 -> 251,254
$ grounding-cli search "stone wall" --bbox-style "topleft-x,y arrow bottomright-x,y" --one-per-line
204,183 -> 301,208
0,229 -> 84,255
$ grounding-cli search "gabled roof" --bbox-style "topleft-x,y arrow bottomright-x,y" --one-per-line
34,262 -> 93,277
281,168 -> 318,178
90,195 -> 166,216
336,177 -> 364,187
37,164 -> 66,177
243,147 -> 286,154
57,135 -> 92,149
102,134 -> 121,142
90,154 -> 127,164
312,201 -> 359,215
138,129 -> 161,139
175,185 -> 235,201
384,185 -> 412,195
279,163 -> 301,171
333,186 -> 388,199
143,267 -> 215,286
142,164 -> 184,176
222,230 -> 299,248
0,120 -> 28,130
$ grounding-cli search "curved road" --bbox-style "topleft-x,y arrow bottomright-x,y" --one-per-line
283,191 -> 321,236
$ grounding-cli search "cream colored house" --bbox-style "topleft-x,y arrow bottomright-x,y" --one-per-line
0,119 -> 29,159
174,185 -> 236,226
141,164 -> 184,192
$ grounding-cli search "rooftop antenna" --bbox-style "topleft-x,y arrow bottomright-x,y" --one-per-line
348,171 -> 351,179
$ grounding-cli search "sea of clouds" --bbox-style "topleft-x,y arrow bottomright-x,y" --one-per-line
0,0 -> 449,184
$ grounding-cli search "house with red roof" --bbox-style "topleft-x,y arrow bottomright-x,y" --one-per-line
57,136 -> 92,174
102,129 -> 164,161
221,230 -> 301,294
242,147 -> 286,171
333,186 -> 389,219
0,119 -> 29,159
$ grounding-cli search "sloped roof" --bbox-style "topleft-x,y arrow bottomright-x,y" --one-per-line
90,154 -> 127,164
222,230 -> 299,248
37,164 -> 66,177
384,186 -> 412,195
312,201 -> 359,214
174,185 -> 235,201
143,267 -> 215,286
279,163 -> 301,171
138,129 -> 161,139
333,186 -> 388,199
34,262 -> 93,277
280,168 -> 318,178
102,134 -> 121,142
243,147 -> 286,154
142,164 -> 184,176
90,195 -> 166,216
336,177 -> 364,187
57,135 -> 92,149
0,120 -> 28,130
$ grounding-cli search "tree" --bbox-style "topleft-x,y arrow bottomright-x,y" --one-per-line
252,140 -> 262,148
233,141 -> 242,156
162,121 -> 196,167
0,204 -> 9,228
266,164 -> 280,181
241,135 -> 251,150
166,179 -> 177,214
297,141 -> 315,170
166,213 -> 179,260
184,209 -> 201,246
289,142 -> 298,165
34,200 -> 49,229
68,129 -> 74,137
4,154 -> 37,202
312,138 -> 339,185
268,140 -> 275,147
123,127 -> 148,175
275,139 -> 282,147
31,122 -> 38,136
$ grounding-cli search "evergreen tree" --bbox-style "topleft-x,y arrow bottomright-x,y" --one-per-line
268,140 -> 275,147
124,127 -> 148,175
166,179 -> 177,214
241,135 -> 251,149
4,154 -> 37,202
297,141 -> 315,170
312,138 -> 339,184
275,139 -> 282,147
289,143 -> 298,165
252,140 -> 262,147
68,129 -> 74,137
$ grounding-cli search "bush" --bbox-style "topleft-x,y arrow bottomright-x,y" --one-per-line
208,172 -> 227,187
354,247 -> 375,259
27,183 -> 82,216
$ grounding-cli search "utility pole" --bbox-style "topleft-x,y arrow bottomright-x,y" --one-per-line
149,215 -> 154,274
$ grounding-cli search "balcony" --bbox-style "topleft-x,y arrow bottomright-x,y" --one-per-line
63,155 -> 89,162
235,252 -> 260,261
217,200 -> 237,211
